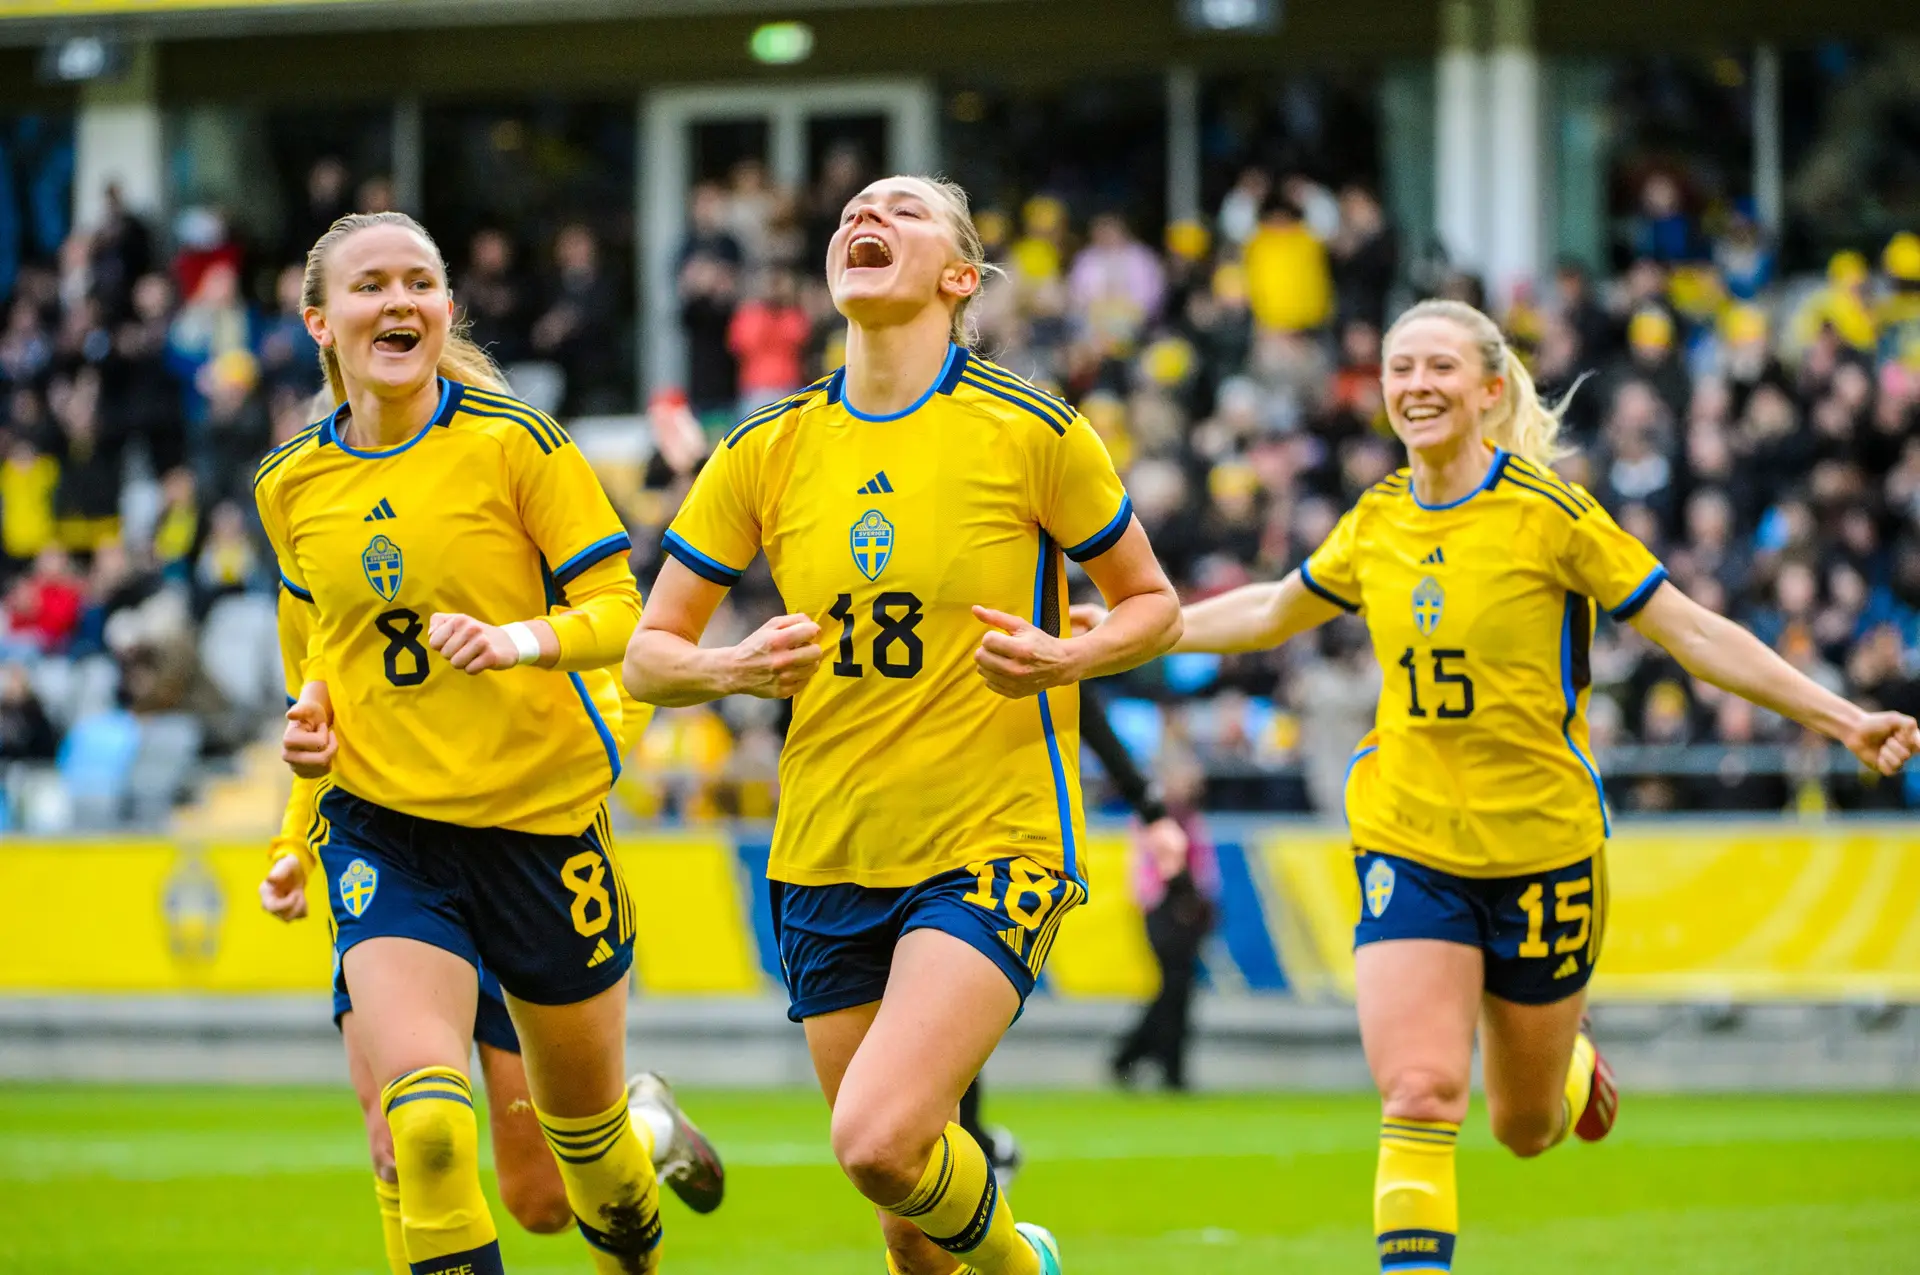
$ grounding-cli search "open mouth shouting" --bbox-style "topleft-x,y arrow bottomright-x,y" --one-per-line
373,327 -> 422,355
847,234 -> 894,270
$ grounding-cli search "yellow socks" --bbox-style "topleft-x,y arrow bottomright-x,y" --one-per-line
373,1175 -> 407,1275
381,1067 -> 503,1275
1375,1118 -> 1459,1273
1553,1031 -> 1598,1149
537,1093 -> 663,1274
884,1123 -> 1038,1275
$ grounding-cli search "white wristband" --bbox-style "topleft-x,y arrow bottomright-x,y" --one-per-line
502,621 -> 543,666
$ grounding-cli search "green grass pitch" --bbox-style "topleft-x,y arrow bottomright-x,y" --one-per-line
2,1085 -> 1916,1273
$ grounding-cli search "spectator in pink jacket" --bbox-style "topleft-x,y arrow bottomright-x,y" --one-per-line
727,268 -> 811,415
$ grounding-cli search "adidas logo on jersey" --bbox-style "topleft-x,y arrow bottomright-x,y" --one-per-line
1420,546 -> 1445,565
1553,955 -> 1580,979
364,498 -> 397,522
856,471 -> 894,495
586,938 -> 615,968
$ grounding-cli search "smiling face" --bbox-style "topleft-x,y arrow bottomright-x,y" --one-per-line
826,176 -> 979,333
1381,315 -> 1504,457
304,222 -> 452,400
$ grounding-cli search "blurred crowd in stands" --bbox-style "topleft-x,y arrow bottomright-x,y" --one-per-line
3,135 -> 1919,828
645,152 -> 1920,818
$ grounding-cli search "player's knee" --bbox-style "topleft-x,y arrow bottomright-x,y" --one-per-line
830,1103 -> 931,1204
385,1075 -> 479,1184
498,1173 -> 575,1235
1490,1106 -> 1558,1159
1380,1066 -> 1469,1123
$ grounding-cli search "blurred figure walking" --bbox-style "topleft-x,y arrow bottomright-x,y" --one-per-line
1111,749 -> 1216,1091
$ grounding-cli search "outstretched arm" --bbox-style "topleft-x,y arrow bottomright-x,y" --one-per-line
1630,581 -> 1919,774
1175,570 -> 1346,655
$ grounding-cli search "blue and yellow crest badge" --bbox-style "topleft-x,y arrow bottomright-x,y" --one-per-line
850,509 -> 894,581
338,858 -> 379,918
1364,858 -> 1396,918
162,849 -> 225,969
1411,576 -> 1444,638
362,535 -> 403,601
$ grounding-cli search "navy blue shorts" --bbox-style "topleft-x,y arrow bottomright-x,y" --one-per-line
332,962 -> 521,1054
1353,849 -> 1608,1005
318,787 -> 634,1008
770,856 -> 1085,1023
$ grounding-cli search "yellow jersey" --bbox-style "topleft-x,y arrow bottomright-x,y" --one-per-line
664,346 -> 1132,888
255,379 -> 641,836
1302,448 -> 1666,877
270,585 -> 656,874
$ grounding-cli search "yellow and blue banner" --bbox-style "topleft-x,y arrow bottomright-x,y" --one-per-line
1,822 -> 1917,1000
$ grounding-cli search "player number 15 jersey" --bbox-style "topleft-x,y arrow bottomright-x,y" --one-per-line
1302,448 -> 1666,877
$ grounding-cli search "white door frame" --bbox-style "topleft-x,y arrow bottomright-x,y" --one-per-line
638,77 -> 938,397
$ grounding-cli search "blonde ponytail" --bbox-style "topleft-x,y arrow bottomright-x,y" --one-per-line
1384,298 -> 1571,469
301,211 -> 511,408
904,174 -> 1005,348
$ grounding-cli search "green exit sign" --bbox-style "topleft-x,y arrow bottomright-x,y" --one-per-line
750,21 -> 815,65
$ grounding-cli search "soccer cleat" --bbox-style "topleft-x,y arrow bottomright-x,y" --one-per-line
628,1072 -> 726,1213
983,1123 -> 1025,1192
1573,1024 -> 1618,1142
1016,1221 -> 1063,1275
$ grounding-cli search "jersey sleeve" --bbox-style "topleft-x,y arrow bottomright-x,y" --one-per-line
662,427 -> 764,586
276,583 -> 312,703
1300,506 -> 1363,613
505,416 -> 642,669
261,479 -> 330,686
1556,494 -> 1669,620
270,584 -> 322,874
255,464 -> 314,606
1037,413 -> 1132,563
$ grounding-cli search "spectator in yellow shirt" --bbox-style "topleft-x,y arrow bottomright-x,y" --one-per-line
1244,194 -> 1332,335
1,442 -> 57,567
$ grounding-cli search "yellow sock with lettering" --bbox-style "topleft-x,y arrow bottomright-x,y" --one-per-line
884,1123 -> 1038,1275
1553,1031 -> 1598,1149
381,1067 -> 503,1275
537,1094 -> 663,1273
373,1175 -> 407,1275
1375,1118 -> 1459,1272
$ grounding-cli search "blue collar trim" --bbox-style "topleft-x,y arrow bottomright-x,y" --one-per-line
841,344 -> 961,423
325,378 -> 459,459
1412,447 -> 1508,511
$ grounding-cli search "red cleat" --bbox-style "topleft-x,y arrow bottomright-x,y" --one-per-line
1574,1029 -> 1618,1142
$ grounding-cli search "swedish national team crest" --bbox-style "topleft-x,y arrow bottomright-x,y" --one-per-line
850,509 -> 894,581
1365,858 -> 1396,918
338,858 -> 379,918
1411,576 -> 1444,637
362,535 -> 403,601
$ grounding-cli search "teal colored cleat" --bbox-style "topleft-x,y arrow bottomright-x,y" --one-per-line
1016,1221 -> 1062,1274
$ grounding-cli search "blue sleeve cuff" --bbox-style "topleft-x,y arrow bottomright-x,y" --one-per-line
279,572 -> 314,604
1299,561 -> 1360,613
552,532 -> 633,587
1608,565 -> 1669,620
1062,493 -> 1134,563
662,530 -> 744,587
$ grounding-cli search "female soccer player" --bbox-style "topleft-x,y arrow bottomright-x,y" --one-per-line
1160,298 -> 1919,1273
626,175 -> 1182,1275
259,576 -> 704,1274
258,211 -> 720,1275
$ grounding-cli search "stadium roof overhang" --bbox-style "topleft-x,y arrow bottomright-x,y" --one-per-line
0,0 -> 1023,47
0,0 -> 1914,105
